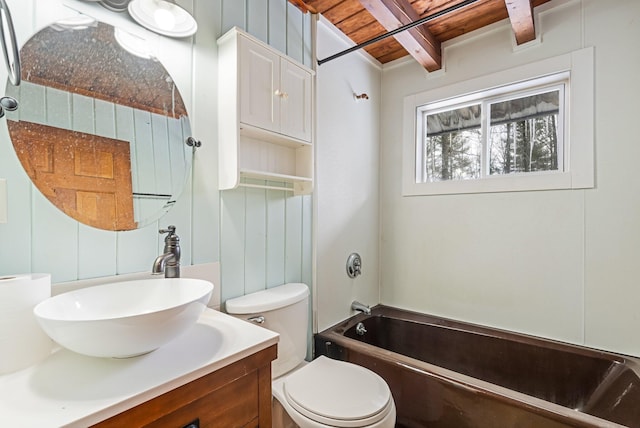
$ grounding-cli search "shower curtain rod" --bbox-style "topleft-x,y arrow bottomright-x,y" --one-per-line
317,0 -> 481,66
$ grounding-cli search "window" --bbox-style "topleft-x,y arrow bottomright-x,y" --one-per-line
488,88 -> 562,176
421,103 -> 483,182
403,48 -> 594,196
417,79 -> 565,184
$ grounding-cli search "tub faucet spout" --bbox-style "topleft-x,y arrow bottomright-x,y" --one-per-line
351,301 -> 371,315
152,226 -> 181,278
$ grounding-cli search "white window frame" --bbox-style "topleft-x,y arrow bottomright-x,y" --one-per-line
417,78 -> 566,183
402,47 -> 594,196
417,100 -> 484,182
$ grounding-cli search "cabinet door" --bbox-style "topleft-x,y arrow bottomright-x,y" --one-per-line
92,345 -> 277,428
280,59 -> 312,142
239,36 -> 281,134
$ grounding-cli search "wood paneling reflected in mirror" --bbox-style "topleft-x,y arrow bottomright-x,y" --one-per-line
5,17 -> 193,231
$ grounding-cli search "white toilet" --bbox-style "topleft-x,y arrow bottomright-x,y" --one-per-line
226,283 -> 396,428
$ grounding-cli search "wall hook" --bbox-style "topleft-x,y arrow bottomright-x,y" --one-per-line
186,136 -> 202,149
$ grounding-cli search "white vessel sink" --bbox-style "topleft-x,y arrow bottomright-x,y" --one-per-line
33,278 -> 213,358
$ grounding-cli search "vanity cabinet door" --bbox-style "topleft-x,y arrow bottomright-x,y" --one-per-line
92,344 -> 276,428
148,373 -> 259,427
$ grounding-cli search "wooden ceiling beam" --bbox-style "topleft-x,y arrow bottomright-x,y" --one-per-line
288,0 -> 318,14
505,0 -> 536,44
358,0 -> 441,71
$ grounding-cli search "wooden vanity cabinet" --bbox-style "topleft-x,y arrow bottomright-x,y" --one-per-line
92,345 -> 277,428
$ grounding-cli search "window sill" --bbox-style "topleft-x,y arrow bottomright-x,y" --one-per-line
402,171 -> 592,196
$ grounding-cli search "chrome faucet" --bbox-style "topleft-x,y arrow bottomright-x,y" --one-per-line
152,225 -> 181,278
351,300 -> 371,315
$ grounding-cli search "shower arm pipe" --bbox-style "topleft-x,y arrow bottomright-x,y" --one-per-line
317,0 -> 480,66
0,0 -> 20,86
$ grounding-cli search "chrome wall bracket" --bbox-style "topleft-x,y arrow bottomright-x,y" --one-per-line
0,0 -> 21,86
0,95 -> 17,117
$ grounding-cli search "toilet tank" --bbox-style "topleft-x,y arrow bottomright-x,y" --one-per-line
226,283 -> 310,378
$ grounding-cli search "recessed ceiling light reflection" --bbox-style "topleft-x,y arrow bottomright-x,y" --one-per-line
50,15 -> 97,31
114,27 -> 156,60
128,0 -> 197,38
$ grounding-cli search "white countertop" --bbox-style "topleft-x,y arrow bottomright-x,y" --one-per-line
0,309 -> 278,427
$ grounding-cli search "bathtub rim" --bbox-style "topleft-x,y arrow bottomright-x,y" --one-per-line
315,305 -> 639,428
329,305 -> 637,365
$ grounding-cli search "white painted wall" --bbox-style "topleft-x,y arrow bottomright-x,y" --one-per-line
315,18 -> 382,331
379,0 -> 640,356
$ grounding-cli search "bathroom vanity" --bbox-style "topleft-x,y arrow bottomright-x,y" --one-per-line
0,309 -> 278,427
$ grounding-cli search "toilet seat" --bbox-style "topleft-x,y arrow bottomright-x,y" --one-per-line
282,356 -> 393,427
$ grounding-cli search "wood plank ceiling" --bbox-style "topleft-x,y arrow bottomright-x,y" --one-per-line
290,0 -> 552,71
21,22 -> 187,117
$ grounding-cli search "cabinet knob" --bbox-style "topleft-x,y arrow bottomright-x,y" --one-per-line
274,89 -> 288,99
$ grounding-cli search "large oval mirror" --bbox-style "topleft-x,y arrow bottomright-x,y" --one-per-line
5,17 -> 193,231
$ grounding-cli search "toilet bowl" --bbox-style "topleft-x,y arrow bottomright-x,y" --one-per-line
272,356 -> 395,427
226,283 -> 396,428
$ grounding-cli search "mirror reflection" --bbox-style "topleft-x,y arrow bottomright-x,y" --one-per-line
5,17 -> 193,231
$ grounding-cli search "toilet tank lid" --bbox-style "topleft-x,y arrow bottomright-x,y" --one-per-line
226,283 -> 309,314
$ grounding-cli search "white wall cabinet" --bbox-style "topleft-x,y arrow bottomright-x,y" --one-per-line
218,27 -> 314,195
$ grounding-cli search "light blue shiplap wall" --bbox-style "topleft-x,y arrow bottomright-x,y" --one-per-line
0,0 -> 313,305
217,0 -> 313,67
220,181 -> 313,303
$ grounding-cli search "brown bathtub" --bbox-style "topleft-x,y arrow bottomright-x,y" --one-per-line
314,306 -> 640,428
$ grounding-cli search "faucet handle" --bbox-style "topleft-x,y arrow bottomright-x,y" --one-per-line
159,225 -> 179,243
159,225 -> 176,235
